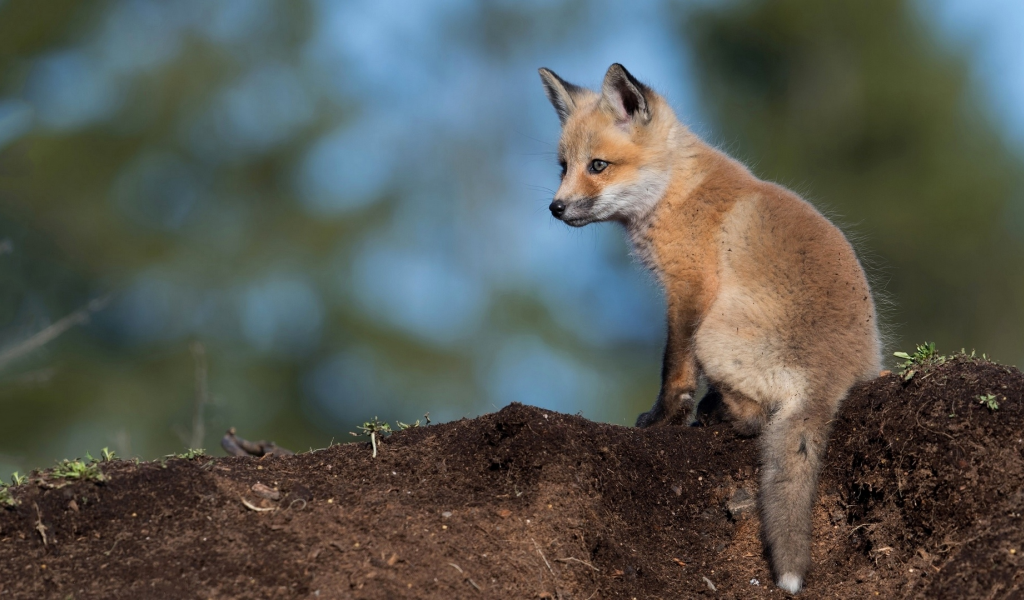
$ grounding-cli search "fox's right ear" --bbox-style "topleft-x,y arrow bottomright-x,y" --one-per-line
601,64 -> 651,125
538,68 -> 584,125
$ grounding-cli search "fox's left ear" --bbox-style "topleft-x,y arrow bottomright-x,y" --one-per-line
601,64 -> 651,125
539,68 -> 585,125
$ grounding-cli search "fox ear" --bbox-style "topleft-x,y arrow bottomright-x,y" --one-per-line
601,64 -> 650,125
539,68 -> 584,125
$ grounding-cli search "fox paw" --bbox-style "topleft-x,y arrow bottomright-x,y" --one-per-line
635,410 -> 661,428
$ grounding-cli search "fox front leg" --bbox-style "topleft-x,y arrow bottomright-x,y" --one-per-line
635,320 -> 698,427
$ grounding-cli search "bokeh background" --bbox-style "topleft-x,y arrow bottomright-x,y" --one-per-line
2,0 -> 1023,480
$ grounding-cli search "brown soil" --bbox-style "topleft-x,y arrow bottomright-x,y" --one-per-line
1,356 -> 1022,599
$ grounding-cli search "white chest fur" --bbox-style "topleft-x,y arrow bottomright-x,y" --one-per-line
615,168 -> 668,277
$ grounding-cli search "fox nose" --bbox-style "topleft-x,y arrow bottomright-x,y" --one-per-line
549,200 -> 566,218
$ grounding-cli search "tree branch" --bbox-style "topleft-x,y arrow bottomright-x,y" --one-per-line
0,295 -> 111,371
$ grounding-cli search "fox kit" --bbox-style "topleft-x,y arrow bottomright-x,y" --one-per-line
538,64 -> 880,594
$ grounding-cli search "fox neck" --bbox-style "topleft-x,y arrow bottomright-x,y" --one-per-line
622,183 -> 668,274
621,125 -> 704,277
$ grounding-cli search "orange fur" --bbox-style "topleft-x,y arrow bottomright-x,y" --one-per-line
539,64 -> 880,594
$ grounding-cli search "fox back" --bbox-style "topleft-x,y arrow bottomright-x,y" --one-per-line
539,64 -> 880,595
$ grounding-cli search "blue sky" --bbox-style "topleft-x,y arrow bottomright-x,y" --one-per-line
929,0 -> 1024,151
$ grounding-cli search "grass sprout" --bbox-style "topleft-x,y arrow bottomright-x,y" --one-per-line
977,394 -> 1000,411
170,448 -> 206,460
894,342 -> 945,381
52,459 -> 105,483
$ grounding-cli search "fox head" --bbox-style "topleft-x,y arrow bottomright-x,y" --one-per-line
538,64 -> 680,228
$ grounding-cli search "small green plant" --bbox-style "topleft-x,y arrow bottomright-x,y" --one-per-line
352,417 -> 392,458
0,486 -> 16,508
894,341 -> 937,366
52,459 -> 105,483
351,414 -> 432,457
10,472 -> 26,486
171,448 -> 205,460
894,342 -> 945,380
977,394 -> 1000,411
101,447 -> 117,462
396,413 -> 431,430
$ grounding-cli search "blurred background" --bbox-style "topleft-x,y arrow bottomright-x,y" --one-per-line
1,0 -> 1022,480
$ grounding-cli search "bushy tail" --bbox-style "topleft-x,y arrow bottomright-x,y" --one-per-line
759,403 -> 834,594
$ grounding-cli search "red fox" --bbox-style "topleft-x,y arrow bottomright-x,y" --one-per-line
538,64 -> 881,594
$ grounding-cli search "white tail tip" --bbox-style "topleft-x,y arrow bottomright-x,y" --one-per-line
778,573 -> 803,594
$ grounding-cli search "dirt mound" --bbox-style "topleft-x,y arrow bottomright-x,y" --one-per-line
1,357 -> 1021,599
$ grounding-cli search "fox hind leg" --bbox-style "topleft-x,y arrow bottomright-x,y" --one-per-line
759,400 -> 835,594
718,385 -> 767,437
692,383 -> 724,426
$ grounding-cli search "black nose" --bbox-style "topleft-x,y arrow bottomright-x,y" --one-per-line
549,200 -> 566,217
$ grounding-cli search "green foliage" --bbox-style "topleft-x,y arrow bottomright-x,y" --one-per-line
977,394 -> 1000,411
396,413 -> 432,430
0,470 -> 21,506
352,418 -> 392,458
894,342 -> 944,380
171,449 -> 205,460
356,417 -> 393,437
894,341 -> 939,367
52,459 -> 105,483
352,414 -> 432,457
101,447 -> 117,462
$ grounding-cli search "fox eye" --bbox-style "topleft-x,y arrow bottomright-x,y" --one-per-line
589,159 -> 609,173
558,160 -> 567,178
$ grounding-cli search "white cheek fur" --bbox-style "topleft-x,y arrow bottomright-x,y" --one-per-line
593,169 -> 669,222
593,169 -> 670,272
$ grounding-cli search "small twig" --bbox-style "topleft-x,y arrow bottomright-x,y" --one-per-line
104,539 -> 120,556
555,557 -> 599,571
33,503 -> 47,546
240,497 -> 276,512
532,538 -> 556,577
0,295 -> 111,371
447,562 -> 479,592
848,523 -> 872,536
